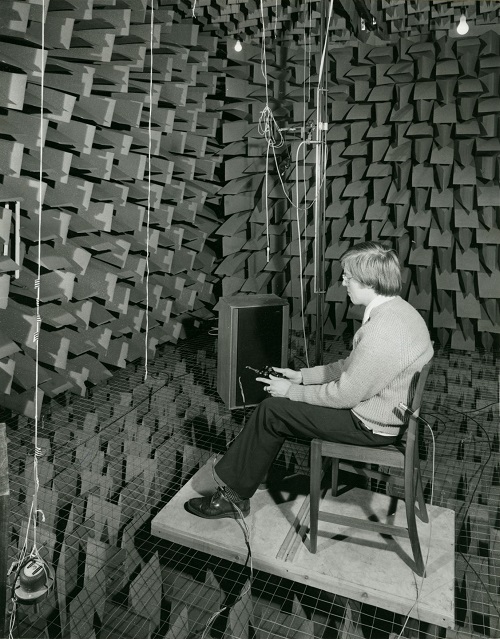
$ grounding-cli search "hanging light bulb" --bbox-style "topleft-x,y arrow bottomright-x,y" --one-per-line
234,37 -> 243,52
456,10 -> 469,35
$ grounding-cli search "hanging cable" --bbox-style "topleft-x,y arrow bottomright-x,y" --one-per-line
32,0 -> 48,562
303,1 -> 312,129
311,0 -> 334,366
265,141 -> 271,263
8,2 -> 53,634
313,0 -> 333,296
258,0 -> 332,364
32,0 -> 47,549
258,107 -> 284,149
257,0 -> 285,262
258,0 -> 284,150
196,459 -> 254,639
316,0 -> 335,93
260,0 -> 270,108
268,139 -> 327,368
299,4 -> 310,362
270,145 -> 316,212
144,0 -> 154,381
295,141 -> 310,368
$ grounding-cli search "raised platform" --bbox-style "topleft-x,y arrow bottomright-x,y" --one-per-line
152,463 -> 455,629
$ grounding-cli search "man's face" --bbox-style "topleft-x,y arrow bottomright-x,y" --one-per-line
342,271 -> 373,306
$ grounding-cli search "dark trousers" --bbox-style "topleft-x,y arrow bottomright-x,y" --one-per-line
215,397 -> 400,499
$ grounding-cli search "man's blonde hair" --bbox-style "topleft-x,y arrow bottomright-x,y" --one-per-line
341,241 -> 402,296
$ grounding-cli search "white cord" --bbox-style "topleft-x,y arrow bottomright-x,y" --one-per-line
210,460 -> 253,550
294,141 -> 310,368
197,459 -> 254,639
395,540 -> 430,639
312,0 -> 333,298
257,0 -> 284,150
258,106 -> 284,149
317,0 -> 334,93
260,0 -> 270,107
265,141 -> 271,262
31,0 -> 47,559
270,145 -> 315,212
394,419 -> 436,638
257,0 -> 329,365
8,601 -> 17,639
144,0 -> 154,381
304,3 -> 312,122
291,137 -> 328,366
238,376 -> 246,407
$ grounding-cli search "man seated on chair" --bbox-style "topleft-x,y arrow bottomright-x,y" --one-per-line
186,241 -> 434,520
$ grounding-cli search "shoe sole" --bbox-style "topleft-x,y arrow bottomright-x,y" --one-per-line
185,502 -> 250,519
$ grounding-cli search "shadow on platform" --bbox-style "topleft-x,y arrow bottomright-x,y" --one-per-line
152,461 -> 455,629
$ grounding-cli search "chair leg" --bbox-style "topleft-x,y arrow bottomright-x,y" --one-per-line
415,469 -> 428,523
309,441 -> 322,553
405,467 -> 425,577
331,458 -> 340,496
405,499 -> 425,577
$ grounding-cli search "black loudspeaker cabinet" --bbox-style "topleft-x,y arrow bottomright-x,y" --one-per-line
217,294 -> 289,410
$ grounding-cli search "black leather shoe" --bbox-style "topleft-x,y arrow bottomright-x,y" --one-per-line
185,488 -> 250,520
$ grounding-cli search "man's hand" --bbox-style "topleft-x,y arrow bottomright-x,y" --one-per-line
272,367 -> 302,384
256,375 -> 292,398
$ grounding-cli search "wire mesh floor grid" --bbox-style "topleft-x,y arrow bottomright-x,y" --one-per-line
3,331 -> 500,638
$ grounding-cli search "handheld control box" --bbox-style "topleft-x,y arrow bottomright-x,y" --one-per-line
246,365 -> 285,379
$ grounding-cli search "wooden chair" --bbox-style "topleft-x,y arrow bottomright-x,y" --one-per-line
308,359 -> 433,577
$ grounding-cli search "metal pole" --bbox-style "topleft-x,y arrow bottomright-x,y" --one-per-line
0,423 -> 10,638
314,0 -> 328,365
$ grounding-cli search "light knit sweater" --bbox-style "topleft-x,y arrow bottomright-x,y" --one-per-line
287,297 -> 433,436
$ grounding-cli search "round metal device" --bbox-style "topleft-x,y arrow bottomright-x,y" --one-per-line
14,557 -> 54,605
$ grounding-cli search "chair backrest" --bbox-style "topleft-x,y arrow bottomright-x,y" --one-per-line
404,358 -> 433,470
397,358 -> 432,448
409,359 -> 433,416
